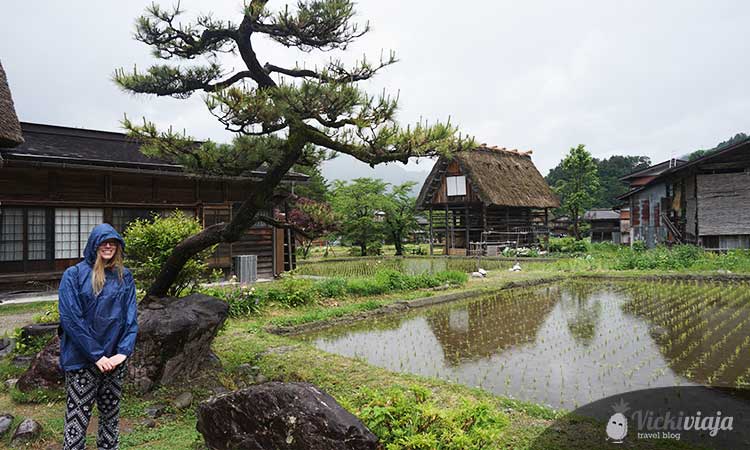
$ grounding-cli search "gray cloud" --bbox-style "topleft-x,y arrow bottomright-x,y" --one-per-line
2,0 -> 748,179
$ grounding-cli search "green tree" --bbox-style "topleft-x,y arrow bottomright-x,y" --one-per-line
554,145 -> 600,239
546,154 -> 650,208
114,1 -> 470,298
383,181 -> 419,256
331,178 -> 388,255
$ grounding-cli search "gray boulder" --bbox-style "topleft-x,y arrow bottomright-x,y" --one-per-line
11,418 -> 42,445
16,336 -> 63,392
196,382 -> 378,450
128,293 -> 228,393
0,413 -> 13,437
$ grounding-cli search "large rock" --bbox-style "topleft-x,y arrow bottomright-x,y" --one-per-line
0,413 -> 13,437
128,293 -> 228,393
10,418 -> 42,446
196,382 -> 378,450
16,336 -> 63,392
17,293 -> 228,393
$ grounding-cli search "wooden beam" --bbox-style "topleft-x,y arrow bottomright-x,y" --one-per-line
428,207 -> 434,256
465,205 -> 470,251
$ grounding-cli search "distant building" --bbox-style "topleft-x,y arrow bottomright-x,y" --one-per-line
415,145 -> 559,255
583,209 -> 621,243
619,140 -> 750,249
550,215 -> 571,237
619,208 -> 631,245
618,158 -> 686,247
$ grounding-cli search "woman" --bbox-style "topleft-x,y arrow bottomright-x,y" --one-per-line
58,223 -> 138,450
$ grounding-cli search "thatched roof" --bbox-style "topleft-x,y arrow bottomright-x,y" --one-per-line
0,62 -> 23,148
416,146 -> 559,209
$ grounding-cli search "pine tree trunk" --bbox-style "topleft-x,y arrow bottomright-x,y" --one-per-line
146,131 -> 306,299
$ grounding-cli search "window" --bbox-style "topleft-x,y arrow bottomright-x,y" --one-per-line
55,208 -> 103,259
0,208 -> 23,261
446,176 -> 466,197
27,208 -> 47,260
79,209 -> 103,257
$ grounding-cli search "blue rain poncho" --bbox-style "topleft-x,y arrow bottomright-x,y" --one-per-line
58,223 -> 138,371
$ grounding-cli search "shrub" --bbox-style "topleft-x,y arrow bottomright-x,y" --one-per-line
548,237 -> 589,254
124,211 -> 215,297
201,285 -> 263,317
265,278 -> 319,308
348,385 -> 508,449
315,277 -> 348,298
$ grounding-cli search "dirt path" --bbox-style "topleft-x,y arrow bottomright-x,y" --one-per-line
0,311 -> 37,335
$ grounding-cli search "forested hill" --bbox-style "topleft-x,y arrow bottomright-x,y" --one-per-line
545,155 -> 651,209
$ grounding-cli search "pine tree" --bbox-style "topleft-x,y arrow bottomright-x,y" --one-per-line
114,1 -> 470,298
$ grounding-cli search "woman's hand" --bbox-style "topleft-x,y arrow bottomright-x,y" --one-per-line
109,354 -> 127,368
95,356 -> 114,372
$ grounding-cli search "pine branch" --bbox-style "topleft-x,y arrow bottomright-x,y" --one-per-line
114,64 -> 225,98
135,3 -> 238,59
263,51 -> 397,83
253,0 -> 368,52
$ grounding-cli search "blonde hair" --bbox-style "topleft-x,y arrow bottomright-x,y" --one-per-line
92,244 -> 124,296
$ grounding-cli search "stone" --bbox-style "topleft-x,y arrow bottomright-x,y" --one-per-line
16,336 -> 63,392
478,268 -> 488,276
19,323 -> 59,343
10,418 -> 42,445
173,392 -> 193,409
471,271 -> 484,278
197,382 -> 378,450
212,386 -> 229,395
254,374 -> 268,384
11,355 -> 33,368
0,413 -> 13,437
144,404 -> 167,419
4,378 -> 18,390
0,338 -> 13,358
128,294 -> 229,393
237,363 -> 258,375
140,418 -> 157,428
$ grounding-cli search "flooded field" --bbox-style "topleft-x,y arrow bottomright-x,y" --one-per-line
302,280 -> 750,409
295,257 -> 532,277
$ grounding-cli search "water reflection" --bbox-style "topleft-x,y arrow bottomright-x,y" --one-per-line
304,281 -> 750,409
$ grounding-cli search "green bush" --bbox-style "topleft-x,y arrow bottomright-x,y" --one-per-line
124,211 -> 216,297
201,285 -> 263,317
265,278 -> 319,308
315,277 -> 348,298
347,385 -> 508,449
548,237 -> 589,254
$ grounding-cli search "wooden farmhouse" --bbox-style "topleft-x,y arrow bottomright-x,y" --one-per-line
415,146 -> 559,255
583,209 -> 621,243
619,139 -> 750,249
0,122 -> 307,291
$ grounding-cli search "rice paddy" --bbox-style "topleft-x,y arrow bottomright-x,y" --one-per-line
295,256 -> 537,277
301,280 -> 750,410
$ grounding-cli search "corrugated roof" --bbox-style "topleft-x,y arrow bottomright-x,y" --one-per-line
583,209 -> 621,221
416,146 -> 559,208
0,62 -> 23,148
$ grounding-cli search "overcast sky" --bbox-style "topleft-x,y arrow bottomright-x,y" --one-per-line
2,0 -> 749,179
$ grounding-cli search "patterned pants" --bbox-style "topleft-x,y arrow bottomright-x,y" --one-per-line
63,364 -> 126,450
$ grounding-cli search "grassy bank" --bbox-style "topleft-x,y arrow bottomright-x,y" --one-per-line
0,268 -> 715,449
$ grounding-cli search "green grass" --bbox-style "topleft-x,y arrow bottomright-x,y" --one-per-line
0,266 -> 722,449
0,300 -> 55,317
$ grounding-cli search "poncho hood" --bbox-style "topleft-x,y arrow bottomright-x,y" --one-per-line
83,223 -> 125,265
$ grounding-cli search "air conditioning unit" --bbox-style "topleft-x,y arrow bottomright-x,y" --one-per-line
233,255 -> 258,284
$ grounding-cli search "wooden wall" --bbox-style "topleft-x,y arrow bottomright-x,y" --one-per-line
0,163 -> 294,282
697,172 -> 750,236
